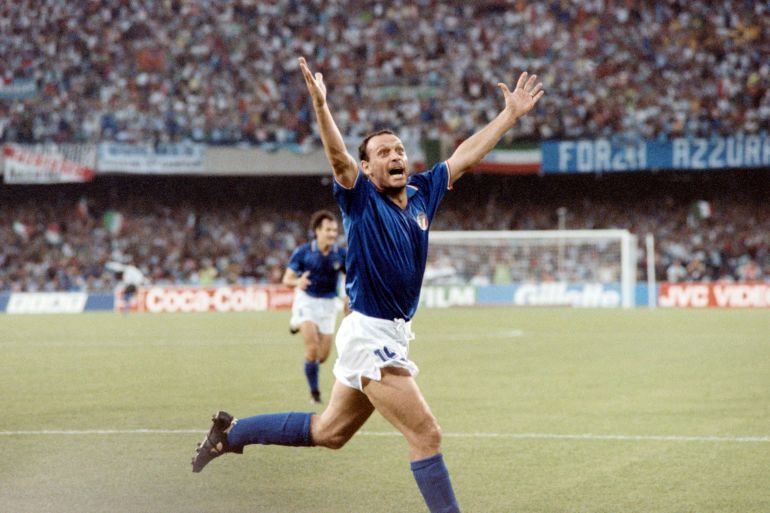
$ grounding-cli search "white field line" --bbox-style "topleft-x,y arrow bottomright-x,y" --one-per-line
0,429 -> 768,443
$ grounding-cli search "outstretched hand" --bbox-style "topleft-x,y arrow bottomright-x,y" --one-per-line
498,72 -> 544,121
298,57 -> 327,108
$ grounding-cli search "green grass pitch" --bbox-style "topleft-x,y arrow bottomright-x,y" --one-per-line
1,307 -> 769,513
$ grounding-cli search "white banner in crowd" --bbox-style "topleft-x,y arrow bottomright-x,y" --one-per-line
0,79 -> 37,100
97,142 -> 205,174
3,144 -> 96,183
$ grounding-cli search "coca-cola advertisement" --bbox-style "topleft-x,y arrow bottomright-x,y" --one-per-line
115,285 -> 294,313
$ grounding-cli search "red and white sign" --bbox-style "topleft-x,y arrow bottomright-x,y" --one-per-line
659,283 -> 770,308
117,285 -> 294,313
3,144 -> 95,183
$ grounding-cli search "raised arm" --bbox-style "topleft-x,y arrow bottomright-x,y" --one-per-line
446,72 -> 544,185
298,57 -> 358,187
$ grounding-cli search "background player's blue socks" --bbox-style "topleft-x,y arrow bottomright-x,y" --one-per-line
410,453 -> 460,513
227,412 -> 314,447
304,360 -> 320,394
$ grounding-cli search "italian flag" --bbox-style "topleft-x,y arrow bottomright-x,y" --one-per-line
103,210 -> 124,235
475,143 -> 541,174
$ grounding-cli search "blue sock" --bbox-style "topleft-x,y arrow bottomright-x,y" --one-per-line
304,360 -> 320,394
227,412 -> 314,448
410,453 -> 460,513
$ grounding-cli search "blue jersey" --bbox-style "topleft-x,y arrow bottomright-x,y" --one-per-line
287,240 -> 346,299
333,161 -> 451,321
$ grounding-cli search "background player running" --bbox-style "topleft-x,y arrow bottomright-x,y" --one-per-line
282,210 -> 346,404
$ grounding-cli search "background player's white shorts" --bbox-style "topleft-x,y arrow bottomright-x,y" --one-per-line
290,289 -> 337,335
333,311 -> 419,391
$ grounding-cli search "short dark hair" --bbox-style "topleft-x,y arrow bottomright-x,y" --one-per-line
310,210 -> 337,234
358,129 -> 396,162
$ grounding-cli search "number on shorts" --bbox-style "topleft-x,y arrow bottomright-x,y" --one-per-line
373,345 -> 398,362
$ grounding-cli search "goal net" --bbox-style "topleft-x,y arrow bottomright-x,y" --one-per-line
426,230 -> 637,308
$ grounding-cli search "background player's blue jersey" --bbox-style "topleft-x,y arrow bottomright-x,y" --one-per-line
286,241 -> 346,298
333,161 -> 450,321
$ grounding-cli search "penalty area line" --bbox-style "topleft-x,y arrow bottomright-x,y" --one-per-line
0,429 -> 768,443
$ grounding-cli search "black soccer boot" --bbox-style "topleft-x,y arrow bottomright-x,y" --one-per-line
191,411 -> 243,473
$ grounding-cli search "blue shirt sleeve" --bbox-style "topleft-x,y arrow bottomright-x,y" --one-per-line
333,169 -> 367,217
408,161 -> 451,222
287,245 -> 305,274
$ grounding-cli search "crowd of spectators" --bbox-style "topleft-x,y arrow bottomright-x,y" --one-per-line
0,194 -> 308,293
1,172 -> 768,293
1,0 -> 767,147
1,0 -> 767,291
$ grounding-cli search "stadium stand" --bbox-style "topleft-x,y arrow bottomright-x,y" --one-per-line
0,1 -> 767,145
0,1 -> 768,293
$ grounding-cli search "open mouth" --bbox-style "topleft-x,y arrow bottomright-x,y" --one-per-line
388,168 -> 405,176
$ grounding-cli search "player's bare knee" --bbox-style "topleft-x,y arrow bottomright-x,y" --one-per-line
314,430 -> 350,450
325,432 -> 351,450
310,418 -> 351,450
410,417 -> 442,454
421,421 -> 443,451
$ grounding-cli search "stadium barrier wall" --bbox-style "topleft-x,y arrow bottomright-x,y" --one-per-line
4,282 -> 770,313
116,285 -> 295,313
3,142 -> 527,178
421,283 -> 630,308
6,137 -> 767,181
422,283 -> 770,309
0,292 -> 113,314
658,282 -> 770,308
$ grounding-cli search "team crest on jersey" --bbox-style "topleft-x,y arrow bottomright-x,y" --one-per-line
415,212 -> 429,231
333,261 -> 341,271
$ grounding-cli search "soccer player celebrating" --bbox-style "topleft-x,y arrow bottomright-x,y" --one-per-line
282,209 -> 346,405
192,56 -> 544,513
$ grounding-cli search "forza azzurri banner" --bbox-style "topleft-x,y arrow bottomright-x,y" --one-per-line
541,135 -> 770,173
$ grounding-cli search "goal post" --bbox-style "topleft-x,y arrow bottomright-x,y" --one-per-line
426,229 -> 638,308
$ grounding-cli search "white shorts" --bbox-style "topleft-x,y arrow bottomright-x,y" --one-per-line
333,311 -> 419,391
290,289 -> 338,335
